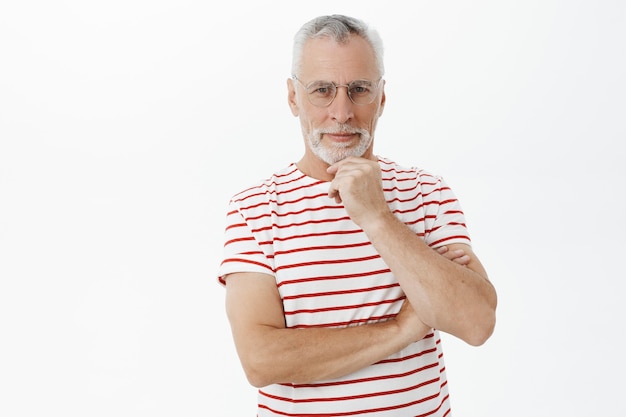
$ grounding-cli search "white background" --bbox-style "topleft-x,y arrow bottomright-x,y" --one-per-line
1,1 -> 624,416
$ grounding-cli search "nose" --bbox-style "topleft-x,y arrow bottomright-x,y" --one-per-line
328,86 -> 354,123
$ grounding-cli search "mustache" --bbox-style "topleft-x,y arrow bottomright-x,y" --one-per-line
315,124 -> 368,135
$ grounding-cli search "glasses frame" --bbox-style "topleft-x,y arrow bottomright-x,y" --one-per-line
292,75 -> 383,107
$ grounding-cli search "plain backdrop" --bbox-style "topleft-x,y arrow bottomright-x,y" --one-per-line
1,1 -> 624,416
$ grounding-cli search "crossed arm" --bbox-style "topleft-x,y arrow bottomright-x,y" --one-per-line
225,246 -> 470,388
224,157 -> 497,387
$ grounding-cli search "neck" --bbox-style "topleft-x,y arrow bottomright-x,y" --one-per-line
296,157 -> 333,182
297,149 -> 377,182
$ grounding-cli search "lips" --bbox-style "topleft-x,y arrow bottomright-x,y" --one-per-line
324,132 -> 357,142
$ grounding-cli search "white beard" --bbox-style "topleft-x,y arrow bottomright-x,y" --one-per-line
306,124 -> 373,165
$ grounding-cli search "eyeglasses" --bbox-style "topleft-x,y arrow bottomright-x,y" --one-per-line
292,76 -> 383,107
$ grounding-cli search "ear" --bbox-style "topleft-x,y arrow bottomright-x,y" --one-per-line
377,81 -> 386,117
287,78 -> 300,117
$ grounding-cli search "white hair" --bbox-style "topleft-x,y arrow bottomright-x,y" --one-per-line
291,14 -> 385,78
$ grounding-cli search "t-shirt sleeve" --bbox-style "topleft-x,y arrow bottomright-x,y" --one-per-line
423,176 -> 472,248
217,201 -> 275,286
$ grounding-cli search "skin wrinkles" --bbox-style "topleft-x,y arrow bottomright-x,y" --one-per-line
287,35 -> 385,181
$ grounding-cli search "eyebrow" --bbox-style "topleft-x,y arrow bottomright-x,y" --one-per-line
308,79 -> 376,85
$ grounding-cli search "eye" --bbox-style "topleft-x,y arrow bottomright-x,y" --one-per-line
349,81 -> 373,95
308,82 -> 335,97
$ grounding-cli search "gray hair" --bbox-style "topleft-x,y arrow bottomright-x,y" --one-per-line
291,14 -> 385,78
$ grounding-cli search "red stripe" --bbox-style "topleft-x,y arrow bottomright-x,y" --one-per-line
383,182 -> 421,193
270,229 -> 363,244
239,191 -> 329,211
287,359 -> 439,389
264,377 -> 440,403
245,205 -> 345,222
284,295 -> 404,315
223,236 -> 256,247
220,258 -> 273,272
250,215 -> 352,234
278,269 -> 390,288
377,344 -> 437,365
275,241 -> 371,256
234,179 -> 326,204
430,235 -> 470,246
224,221 -> 246,231
258,388 -> 448,417
289,313 -> 397,329
283,283 -> 399,300
275,254 -> 381,272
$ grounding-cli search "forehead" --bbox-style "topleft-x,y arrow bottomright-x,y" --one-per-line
299,35 -> 379,81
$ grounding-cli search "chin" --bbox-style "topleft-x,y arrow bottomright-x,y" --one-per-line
306,127 -> 373,165
314,144 -> 371,165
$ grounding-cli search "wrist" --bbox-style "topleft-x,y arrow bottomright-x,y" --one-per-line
360,208 -> 395,237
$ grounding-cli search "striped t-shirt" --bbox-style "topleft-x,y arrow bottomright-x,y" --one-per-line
218,156 -> 471,417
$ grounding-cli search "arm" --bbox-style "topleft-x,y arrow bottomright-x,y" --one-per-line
327,157 -> 497,346
224,272 -> 430,387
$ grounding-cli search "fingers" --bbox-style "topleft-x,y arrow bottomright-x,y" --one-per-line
326,157 -> 379,189
326,156 -> 357,175
325,157 -> 387,225
436,246 -> 470,266
454,254 -> 471,265
328,189 -> 342,204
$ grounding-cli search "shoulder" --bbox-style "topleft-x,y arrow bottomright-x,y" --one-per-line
377,156 -> 444,187
230,163 -> 301,203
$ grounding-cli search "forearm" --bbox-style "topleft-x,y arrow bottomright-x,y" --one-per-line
236,316 -> 429,387
362,211 -> 497,345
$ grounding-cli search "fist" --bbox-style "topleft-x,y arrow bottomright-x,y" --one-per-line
326,157 -> 390,226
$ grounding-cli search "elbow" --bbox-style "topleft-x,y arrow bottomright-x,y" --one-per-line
243,364 -> 273,388
239,355 -> 277,388
245,371 -> 270,389
241,353 -> 311,388
466,286 -> 498,346
466,317 -> 495,346
465,306 -> 497,347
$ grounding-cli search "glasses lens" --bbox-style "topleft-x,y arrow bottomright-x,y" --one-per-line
306,81 -> 336,106
300,79 -> 380,106
348,80 -> 377,105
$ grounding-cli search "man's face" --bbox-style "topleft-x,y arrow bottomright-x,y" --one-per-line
288,35 -> 386,166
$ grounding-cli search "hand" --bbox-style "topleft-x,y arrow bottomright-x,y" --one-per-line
394,299 -> 432,344
326,157 -> 390,226
436,245 -> 470,266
